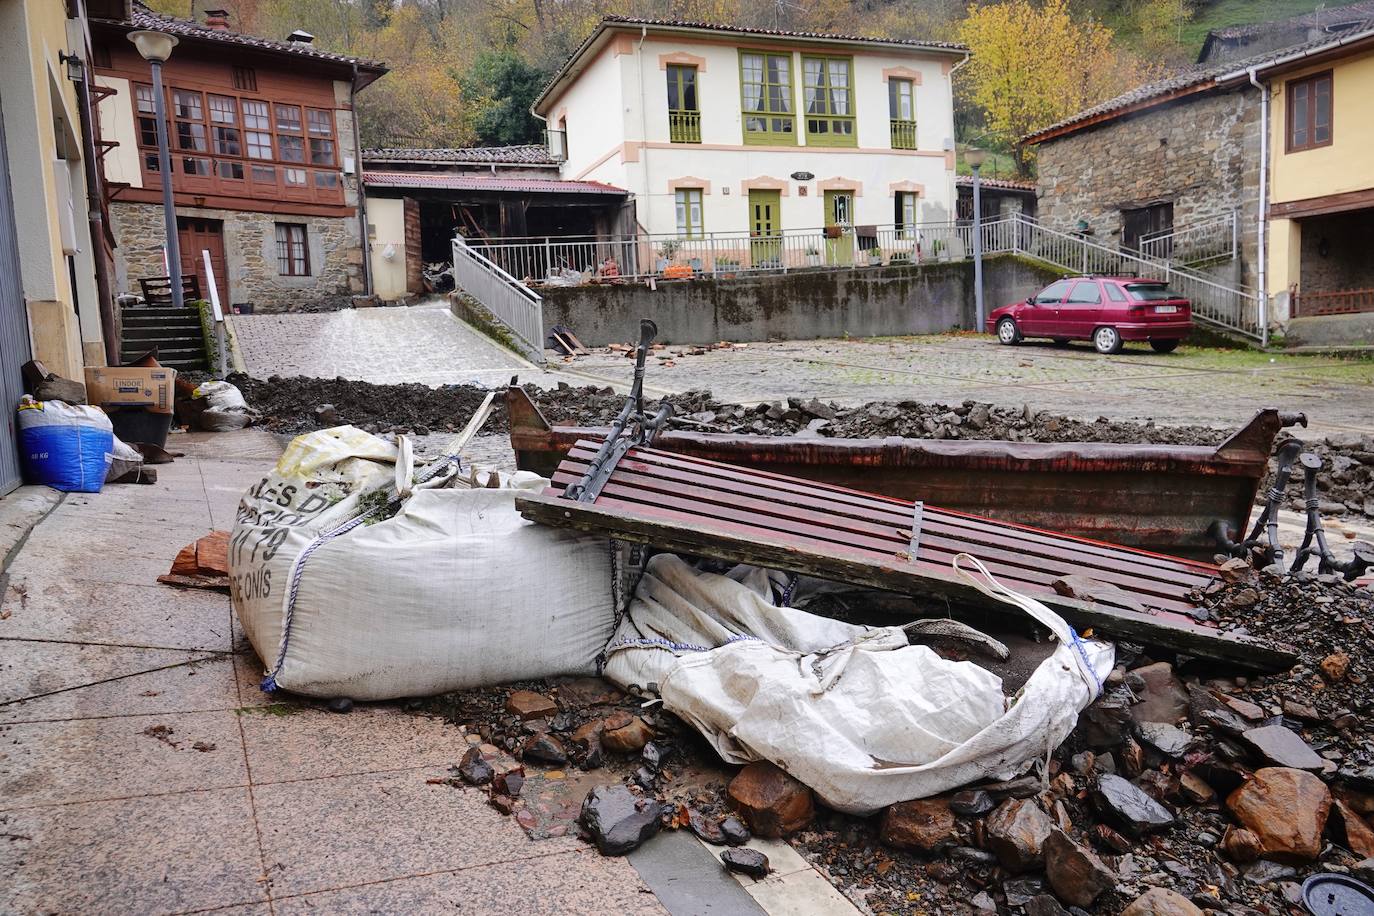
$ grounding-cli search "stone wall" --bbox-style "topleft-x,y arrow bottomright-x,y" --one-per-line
1298,211 -> 1374,293
110,201 -> 363,312
1034,88 -> 1262,289
536,255 -> 1061,346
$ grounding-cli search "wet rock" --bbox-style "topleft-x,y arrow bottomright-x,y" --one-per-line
1091,824 -> 1133,853
720,816 -> 750,846
489,794 -> 517,815
493,768 -> 525,798
800,398 -> 836,421
1120,887 -> 1204,916
1321,651 -> 1352,683
641,741 -> 670,771
314,403 -> 338,425
880,797 -> 957,852
1075,697 -> 1133,747
1240,725 -> 1326,771
986,797 -> 1054,872
579,785 -> 664,856
1024,895 -> 1070,916
971,891 -> 996,912
950,788 -> 995,817
1179,771 -> 1215,804
1220,826 -> 1263,863
1044,827 -> 1115,908
1136,770 -> 1180,804
602,714 -> 654,753
506,690 -> 558,720
1221,695 -> 1265,721
556,677 -> 624,708
720,847 -> 770,878
728,762 -> 814,837
457,746 -> 494,785
689,810 -> 725,845
1352,857 -> 1374,884
327,696 -> 353,714
521,733 -> 567,766
1330,800 -> 1374,858
1093,774 -> 1175,836
1218,557 -> 1255,584
1003,877 -> 1045,907
950,846 -> 997,867
1243,859 -> 1296,884
1282,699 -> 1321,721
1226,767 -> 1331,862
1137,722 -> 1196,758
1128,662 -> 1189,725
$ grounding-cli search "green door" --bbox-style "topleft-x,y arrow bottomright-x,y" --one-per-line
748,189 -> 781,269
823,190 -> 854,266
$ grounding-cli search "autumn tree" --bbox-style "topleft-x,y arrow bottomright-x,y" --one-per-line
957,0 -> 1158,175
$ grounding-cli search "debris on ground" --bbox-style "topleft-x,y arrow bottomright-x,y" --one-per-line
158,530 -> 230,591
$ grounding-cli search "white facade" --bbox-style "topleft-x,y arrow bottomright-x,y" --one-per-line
538,23 -> 964,238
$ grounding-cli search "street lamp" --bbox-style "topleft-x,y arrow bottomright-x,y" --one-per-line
965,147 -> 988,332
127,30 -> 184,309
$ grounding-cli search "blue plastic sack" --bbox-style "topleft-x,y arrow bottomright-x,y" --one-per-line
17,398 -> 114,493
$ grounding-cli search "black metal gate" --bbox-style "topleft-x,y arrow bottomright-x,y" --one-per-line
0,94 -> 34,494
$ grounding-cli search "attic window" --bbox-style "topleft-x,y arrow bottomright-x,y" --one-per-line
232,66 -> 257,92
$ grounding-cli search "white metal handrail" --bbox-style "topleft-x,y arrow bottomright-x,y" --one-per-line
451,236 -> 545,364
1138,211 -> 1239,267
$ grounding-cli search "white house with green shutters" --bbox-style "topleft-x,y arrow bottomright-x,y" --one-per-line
532,17 -> 967,255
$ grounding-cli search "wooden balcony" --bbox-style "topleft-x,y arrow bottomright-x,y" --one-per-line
669,110 -> 701,144
890,119 -> 917,150
1294,288 -> 1374,317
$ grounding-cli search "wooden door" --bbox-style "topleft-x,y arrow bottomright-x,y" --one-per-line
1121,203 -> 1173,254
748,190 -> 781,269
823,190 -> 854,266
177,217 -> 228,307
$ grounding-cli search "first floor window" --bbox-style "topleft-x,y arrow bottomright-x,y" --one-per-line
675,188 -> 703,238
895,192 -> 918,234
1287,71 -> 1332,152
276,223 -> 309,276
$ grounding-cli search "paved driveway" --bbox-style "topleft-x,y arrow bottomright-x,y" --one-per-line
233,303 -> 1374,438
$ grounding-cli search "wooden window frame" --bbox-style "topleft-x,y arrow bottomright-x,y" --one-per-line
894,191 -> 918,235
275,223 -> 310,276
132,82 -> 343,206
739,50 -> 795,146
675,188 -> 704,238
231,65 -> 258,92
1286,70 -> 1333,153
666,64 -> 701,143
802,55 -> 856,148
888,78 -> 917,150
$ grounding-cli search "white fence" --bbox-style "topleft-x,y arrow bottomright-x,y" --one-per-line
1138,211 -> 1239,267
451,236 -> 546,363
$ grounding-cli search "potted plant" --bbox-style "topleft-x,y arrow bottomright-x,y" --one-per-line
806,247 -> 821,267
867,247 -> 883,266
890,251 -> 911,265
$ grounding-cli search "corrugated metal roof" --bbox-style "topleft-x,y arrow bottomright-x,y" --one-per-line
1025,24 -> 1374,144
95,2 -> 387,74
362,172 -> 627,195
363,146 -> 556,165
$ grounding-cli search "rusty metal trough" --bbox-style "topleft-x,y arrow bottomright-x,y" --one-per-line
508,386 -> 1301,560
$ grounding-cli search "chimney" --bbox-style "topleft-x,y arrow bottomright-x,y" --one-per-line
203,8 -> 230,31
286,29 -> 315,45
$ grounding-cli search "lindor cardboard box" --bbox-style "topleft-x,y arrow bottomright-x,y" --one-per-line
84,366 -> 177,414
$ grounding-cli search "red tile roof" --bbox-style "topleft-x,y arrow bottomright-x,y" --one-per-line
362,172 -> 627,195
363,146 -> 556,166
956,175 -> 1036,192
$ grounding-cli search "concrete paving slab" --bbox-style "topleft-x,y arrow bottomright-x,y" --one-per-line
0,786 -> 266,915
252,768 -> 582,898
0,709 -> 247,807
629,829 -> 765,916
0,486 -> 63,571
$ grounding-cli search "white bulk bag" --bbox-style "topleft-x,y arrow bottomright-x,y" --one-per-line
603,554 -> 1113,815
231,425 -> 616,700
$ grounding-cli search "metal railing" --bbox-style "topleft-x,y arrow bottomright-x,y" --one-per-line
889,119 -> 917,150
1293,288 -> 1374,317
451,236 -> 545,364
469,223 -> 985,283
669,110 -> 701,143
1138,211 -> 1238,267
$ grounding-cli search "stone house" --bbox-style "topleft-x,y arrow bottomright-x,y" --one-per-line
89,2 -> 386,311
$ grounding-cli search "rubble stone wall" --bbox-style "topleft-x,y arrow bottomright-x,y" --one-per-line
1034,87 -> 1262,290
538,255 -> 1060,346
109,201 -> 363,312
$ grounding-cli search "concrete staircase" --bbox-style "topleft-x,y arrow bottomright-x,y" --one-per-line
120,304 -> 208,371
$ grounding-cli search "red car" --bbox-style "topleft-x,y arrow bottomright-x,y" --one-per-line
987,276 -> 1192,354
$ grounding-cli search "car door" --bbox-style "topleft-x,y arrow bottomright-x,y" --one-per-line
1057,279 -> 1105,339
1020,279 -> 1070,335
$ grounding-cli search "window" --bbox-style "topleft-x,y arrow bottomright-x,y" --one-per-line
275,104 -> 304,162
1065,280 -> 1102,304
243,100 -> 273,160
894,192 -> 918,234
276,223 -> 309,275
802,56 -> 854,147
135,84 -> 159,147
284,168 -> 307,187
231,66 -> 258,91
307,109 -> 336,165
740,51 -> 794,144
1287,71 -> 1332,152
889,79 -> 916,149
1126,283 -> 1178,301
1104,282 -> 1127,302
666,65 -> 700,143
208,95 -> 241,156
675,188 -> 704,238
1033,280 -> 1071,304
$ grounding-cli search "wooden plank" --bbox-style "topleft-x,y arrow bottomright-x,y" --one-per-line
516,490 -> 1296,672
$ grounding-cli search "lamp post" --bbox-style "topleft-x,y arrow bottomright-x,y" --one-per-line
127,30 -> 183,308
965,147 -> 988,331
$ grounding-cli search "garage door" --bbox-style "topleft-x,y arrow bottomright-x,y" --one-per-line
0,94 -> 34,494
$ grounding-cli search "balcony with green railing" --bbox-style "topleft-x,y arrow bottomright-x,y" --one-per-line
669,110 -> 701,143
890,119 -> 917,150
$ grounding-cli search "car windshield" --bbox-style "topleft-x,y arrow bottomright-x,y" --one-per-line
1125,283 -> 1178,301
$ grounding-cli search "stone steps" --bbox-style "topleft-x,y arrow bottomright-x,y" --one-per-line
119,305 -> 207,372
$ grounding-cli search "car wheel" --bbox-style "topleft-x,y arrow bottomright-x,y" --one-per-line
1150,339 -> 1180,353
996,318 -> 1022,345
1093,326 -> 1123,354
1051,338 -> 1069,346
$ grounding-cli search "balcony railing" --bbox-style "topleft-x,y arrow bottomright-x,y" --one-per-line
890,119 -> 917,150
1293,288 -> 1374,317
669,110 -> 701,143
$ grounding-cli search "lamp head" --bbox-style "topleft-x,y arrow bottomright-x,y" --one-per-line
127,30 -> 178,63
965,147 -> 988,170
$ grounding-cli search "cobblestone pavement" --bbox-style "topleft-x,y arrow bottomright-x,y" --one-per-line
233,303 -> 1374,438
